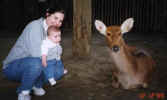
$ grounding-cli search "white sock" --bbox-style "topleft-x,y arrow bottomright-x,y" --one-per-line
64,69 -> 68,74
21,90 -> 30,95
48,78 -> 56,86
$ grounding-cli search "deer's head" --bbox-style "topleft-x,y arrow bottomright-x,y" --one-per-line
95,18 -> 134,52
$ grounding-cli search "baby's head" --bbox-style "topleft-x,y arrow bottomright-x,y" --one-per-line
47,26 -> 61,43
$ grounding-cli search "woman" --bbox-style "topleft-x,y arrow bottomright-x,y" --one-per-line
2,6 -> 66,100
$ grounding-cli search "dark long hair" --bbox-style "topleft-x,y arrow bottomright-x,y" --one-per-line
43,5 -> 65,18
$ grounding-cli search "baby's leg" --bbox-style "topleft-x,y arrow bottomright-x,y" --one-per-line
54,60 -> 67,80
43,62 -> 56,86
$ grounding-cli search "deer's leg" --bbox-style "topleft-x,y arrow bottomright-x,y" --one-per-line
111,72 -> 120,88
142,83 -> 148,88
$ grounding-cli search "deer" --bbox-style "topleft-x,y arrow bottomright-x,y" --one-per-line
95,18 -> 156,89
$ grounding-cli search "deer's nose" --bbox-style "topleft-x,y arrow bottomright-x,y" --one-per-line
112,45 -> 119,52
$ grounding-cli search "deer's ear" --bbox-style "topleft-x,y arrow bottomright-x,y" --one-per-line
121,18 -> 134,34
95,20 -> 107,35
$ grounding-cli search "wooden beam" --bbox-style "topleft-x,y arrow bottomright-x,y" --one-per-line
72,0 -> 92,58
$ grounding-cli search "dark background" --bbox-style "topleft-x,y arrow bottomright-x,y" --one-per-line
0,0 -> 167,37
0,0 -> 73,37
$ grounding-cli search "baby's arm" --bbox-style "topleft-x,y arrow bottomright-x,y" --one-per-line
42,55 -> 47,67
41,40 -> 49,67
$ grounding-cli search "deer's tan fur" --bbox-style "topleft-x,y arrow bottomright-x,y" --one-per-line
95,18 -> 155,89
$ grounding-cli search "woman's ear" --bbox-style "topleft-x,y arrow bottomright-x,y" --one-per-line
46,13 -> 50,17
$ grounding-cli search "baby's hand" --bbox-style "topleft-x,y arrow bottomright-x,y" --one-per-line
42,55 -> 47,67
42,61 -> 47,67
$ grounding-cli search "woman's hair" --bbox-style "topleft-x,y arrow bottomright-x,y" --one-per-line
43,5 -> 65,18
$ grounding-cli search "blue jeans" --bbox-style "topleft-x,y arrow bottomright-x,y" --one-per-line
43,59 -> 64,81
2,57 -> 64,94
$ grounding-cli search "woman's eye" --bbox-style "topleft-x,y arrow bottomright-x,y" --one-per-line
54,17 -> 58,20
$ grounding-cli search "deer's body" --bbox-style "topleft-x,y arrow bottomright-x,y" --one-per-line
95,18 -> 155,89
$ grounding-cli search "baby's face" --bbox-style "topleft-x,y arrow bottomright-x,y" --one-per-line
48,31 -> 61,43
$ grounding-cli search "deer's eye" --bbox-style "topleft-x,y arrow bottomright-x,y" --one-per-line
118,32 -> 121,36
107,33 -> 110,36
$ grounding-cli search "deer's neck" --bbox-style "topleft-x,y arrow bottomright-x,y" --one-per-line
109,43 -> 136,75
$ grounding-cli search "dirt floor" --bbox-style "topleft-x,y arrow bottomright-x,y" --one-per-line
0,30 -> 167,100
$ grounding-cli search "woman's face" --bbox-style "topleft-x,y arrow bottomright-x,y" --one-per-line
46,12 -> 64,28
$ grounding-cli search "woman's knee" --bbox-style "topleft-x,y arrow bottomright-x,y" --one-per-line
26,57 -> 41,67
24,58 -> 43,73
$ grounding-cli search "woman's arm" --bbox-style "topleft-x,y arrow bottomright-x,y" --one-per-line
24,20 -> 45,57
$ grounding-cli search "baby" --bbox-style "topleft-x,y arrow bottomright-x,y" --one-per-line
41,26 -> 67,86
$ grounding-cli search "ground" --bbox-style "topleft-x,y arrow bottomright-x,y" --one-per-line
0,30 -> 167,100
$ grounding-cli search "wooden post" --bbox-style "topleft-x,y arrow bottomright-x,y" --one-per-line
72,0 -> 92,58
